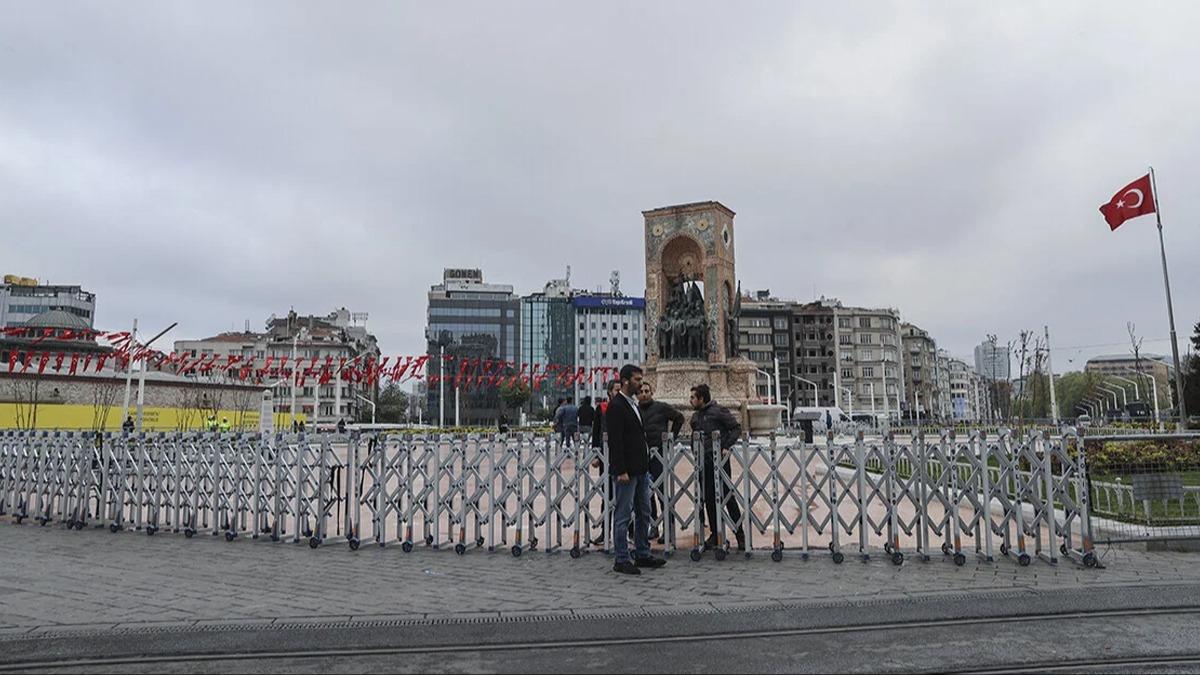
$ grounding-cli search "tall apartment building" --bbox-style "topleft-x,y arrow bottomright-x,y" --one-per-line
935,349 -> 953,419
833,304 -> 905,419
425,268 -> 521,426
974,340 -> 1011,381
947,357 -> 984,421
790,300 -> 838,408
901,322 -> 939,421
173,308 -> 381,426
738,292 -> 794,404
1,275 -> 96,328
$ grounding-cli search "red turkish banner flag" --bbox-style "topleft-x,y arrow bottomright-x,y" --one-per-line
1099,174 -> 1156,231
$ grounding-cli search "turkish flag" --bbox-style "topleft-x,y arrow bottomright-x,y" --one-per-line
1100,174 -> 1156,231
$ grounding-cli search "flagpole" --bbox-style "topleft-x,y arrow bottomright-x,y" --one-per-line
1148,166 -> 1189,427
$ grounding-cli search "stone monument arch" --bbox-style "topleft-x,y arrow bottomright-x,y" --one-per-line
642,201 -> 780,433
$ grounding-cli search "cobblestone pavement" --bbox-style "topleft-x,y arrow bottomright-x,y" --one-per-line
1,521 -> 1197,637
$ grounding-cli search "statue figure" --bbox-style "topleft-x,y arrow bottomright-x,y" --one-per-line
659,272 -> 709,360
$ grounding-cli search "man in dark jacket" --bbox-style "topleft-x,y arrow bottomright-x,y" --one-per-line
689,383 -> 746,551
589,380 -> 622,546
637,381 -> 684,541
577,397 -> 595,444
605,364 -> 666,575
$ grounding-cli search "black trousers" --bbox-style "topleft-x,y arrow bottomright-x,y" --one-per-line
701,456 -> 742,536
648,454 -> 664,521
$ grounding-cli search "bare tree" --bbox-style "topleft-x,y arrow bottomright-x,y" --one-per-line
229,383 -> 256,431
6,376 -> 40,430
91,376 -> 122,431
1128,322 -> 1149,412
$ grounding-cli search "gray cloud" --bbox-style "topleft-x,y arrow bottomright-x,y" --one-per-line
1,2 -> 1196,367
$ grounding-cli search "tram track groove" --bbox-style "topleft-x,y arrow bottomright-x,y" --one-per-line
3,605 -> 1199,672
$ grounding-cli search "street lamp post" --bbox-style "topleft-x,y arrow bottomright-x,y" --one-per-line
355,394 -> 376,425
1123,368 -> 1161,430
792,375 -> 818,407
841,386 -> 854,416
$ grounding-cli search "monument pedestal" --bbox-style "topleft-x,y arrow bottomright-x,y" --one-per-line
646,357 -> 762,433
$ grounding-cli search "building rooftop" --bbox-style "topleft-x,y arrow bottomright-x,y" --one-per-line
23,309 -> 90,331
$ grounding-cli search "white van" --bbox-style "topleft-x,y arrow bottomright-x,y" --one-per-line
793,406 -> 852,433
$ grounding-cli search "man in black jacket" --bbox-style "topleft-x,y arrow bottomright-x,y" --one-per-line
606,364 -> 667,575
577,397 -> 595,445
637,381 -> 684,542
689,383 -> 746,551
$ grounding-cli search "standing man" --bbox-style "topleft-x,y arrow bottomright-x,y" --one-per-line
638,381 -> 684,543
577,397 -> 595,446
590,380 -> 622,546
689,384 -> 746,552
605,364 -> 666,575
553,397 -> 579,447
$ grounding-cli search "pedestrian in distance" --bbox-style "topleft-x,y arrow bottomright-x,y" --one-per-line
689,383 -> 746,552
606,364 -> 666,575
122,415 -> 135,434
219,417 -> 231,433
577,396 -> 595,445
553,396 -> 579,447
336,418 -> 346,434
637,381 -> 683,544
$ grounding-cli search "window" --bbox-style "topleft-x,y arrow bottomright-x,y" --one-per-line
842,368 -> 853,379
862,366 -> 875,378
839,334 -> 851,345
773,317 -> 788,330
579,337 -> 585,345
623,323 -> 629,330
861,349 -> 875,360
859,333 -> 873,344
838,317 -> 851,328
859,317 -> 872,328
773,333 -> 788,346
840,350 -> 853,362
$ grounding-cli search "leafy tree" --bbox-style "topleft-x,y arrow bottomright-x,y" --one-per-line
1184,319 -> 1200,423
499,380 -> 531,413
376,383 -> 409,423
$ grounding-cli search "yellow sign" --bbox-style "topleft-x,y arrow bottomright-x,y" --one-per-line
0,403 -> 265,431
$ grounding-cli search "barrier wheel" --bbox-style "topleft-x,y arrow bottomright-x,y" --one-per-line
828,542 -> 835,552
14,516 -> 23,525
1083,552 -> 1097,568
891,551 -> 904,566
714,548 -> 727,561
1060,544 -> 1068,556
74,521 -> 85,530
225,531 -> 236,542
348,538 -> 360,551
308,536 -> 320,549
38,517 -> 49,527
1018,553 -> 1031,567
570,547 -> 581,559
401,541 -> 413,553
832,551 -> 845,565
954,553 -> 966,567
146,526 -> 156,536
477,537 -> 485,547
511,545 -> 522,558
109,523 -> 120,533
941,543 -> 951,556
1000,543 -> 1009,556
883,542 -> 892,554
455,543 -> 466,555
529,537 -> 539,551
689,549 -> 702,562
184,528 -> 196,538
303,529 -> 313,538
771,549 -> 783,563
425,535 -> 434,546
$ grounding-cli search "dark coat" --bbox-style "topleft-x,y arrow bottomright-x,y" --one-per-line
604,393 -> 649,477
578,402 -> 595,428
690,401 -> 742,453
591,400 -> 609,449
639,399 -> 685,449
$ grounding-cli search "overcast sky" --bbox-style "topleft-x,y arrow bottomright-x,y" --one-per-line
2,2 -> 1197,371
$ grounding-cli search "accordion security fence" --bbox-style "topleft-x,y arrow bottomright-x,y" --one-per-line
3,428 -> 1193,566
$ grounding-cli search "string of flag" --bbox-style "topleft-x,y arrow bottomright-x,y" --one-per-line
0,326 -> 615,391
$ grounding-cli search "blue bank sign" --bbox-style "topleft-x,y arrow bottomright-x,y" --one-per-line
572,296 -> 646,309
